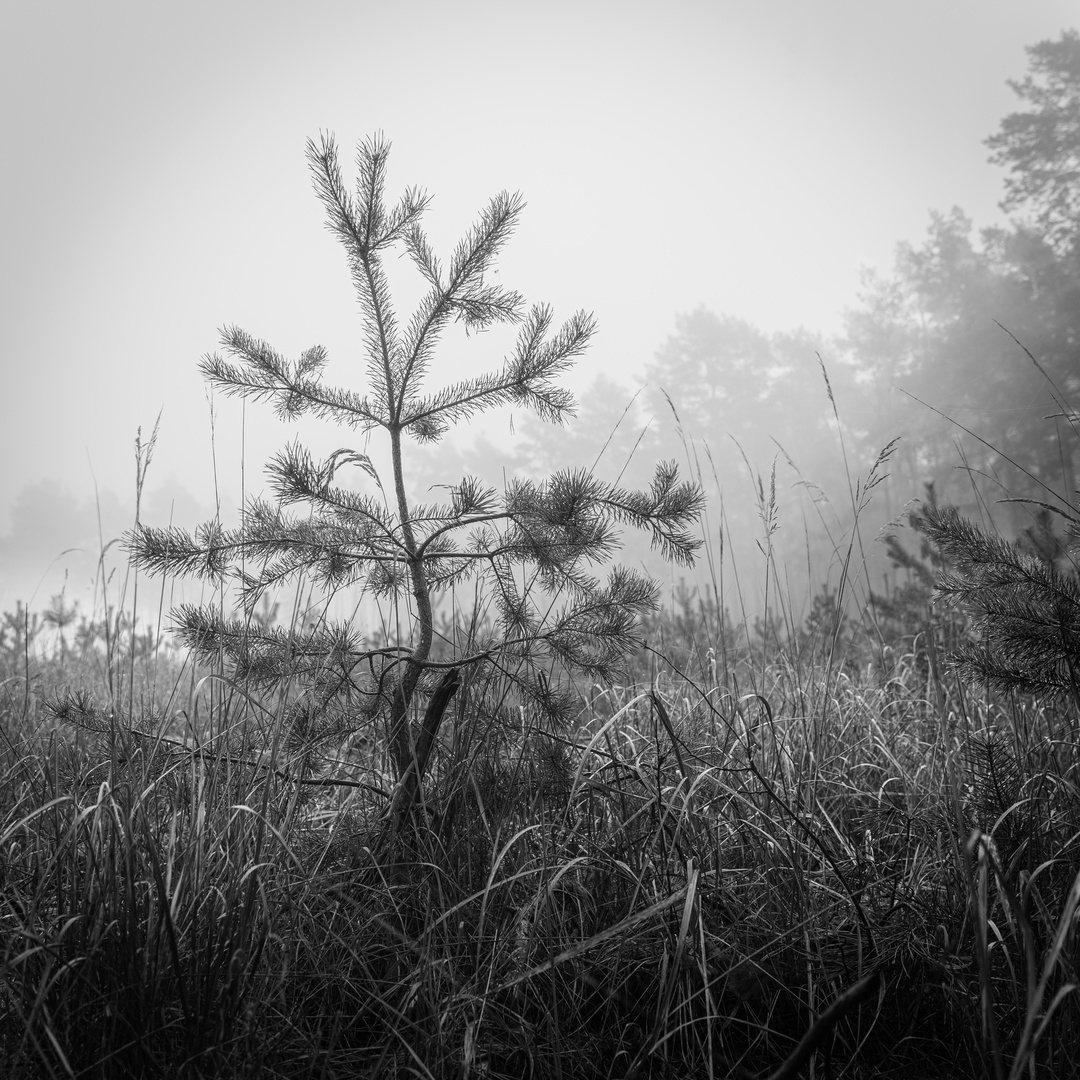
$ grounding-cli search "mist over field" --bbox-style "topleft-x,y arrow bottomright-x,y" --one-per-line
3,2 -> 1078,632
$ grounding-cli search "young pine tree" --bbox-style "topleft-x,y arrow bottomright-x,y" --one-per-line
128,133 -> 705,834
921,501 -> 1080,708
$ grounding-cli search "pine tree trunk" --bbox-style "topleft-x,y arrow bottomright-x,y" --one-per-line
384,422 -> 442,838
386,666 -> 460,837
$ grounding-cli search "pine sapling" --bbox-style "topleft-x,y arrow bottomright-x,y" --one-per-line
128,132 -> 706,838
921,501 -> 1080,708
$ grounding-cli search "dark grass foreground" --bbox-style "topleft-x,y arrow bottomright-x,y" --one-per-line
3,571 -> 1080,1079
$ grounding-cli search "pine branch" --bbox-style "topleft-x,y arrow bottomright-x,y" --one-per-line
537,566 -> 659,677
264,443 -> 395,534
921,503 -> 1080,698
127,520 -> 235,580
399,305 -> 593,436
306,132 -> 431,406
172,604 -> 372,687
399,189 -> 526,400
201,326 -> 387,428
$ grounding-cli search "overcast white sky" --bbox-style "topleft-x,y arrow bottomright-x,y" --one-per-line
1,0 -> 1076,613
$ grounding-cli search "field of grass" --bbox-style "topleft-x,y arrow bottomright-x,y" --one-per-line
2,492 -> 1079,1080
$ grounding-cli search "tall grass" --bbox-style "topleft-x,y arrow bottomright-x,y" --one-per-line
3,426 -> 1080,1078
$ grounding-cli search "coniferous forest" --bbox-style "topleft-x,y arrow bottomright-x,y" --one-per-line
3,29 -> 1080,1080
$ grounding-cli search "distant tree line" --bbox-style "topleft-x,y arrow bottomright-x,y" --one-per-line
409,29 -> 1080,608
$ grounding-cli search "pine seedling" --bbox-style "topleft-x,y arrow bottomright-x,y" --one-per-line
921,502 -> 1080,706
128,132 -> 705,835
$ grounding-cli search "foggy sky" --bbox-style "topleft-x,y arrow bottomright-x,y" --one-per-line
1,0 -> 1075,615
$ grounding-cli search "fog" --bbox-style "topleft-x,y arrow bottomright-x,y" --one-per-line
2,1 -> 1077,634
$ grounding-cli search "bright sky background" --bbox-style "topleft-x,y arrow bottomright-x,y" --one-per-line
1,0 -> 1076,613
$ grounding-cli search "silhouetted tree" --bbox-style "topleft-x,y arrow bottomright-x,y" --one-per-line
844,23 -> 1080,517
987,28 -> 1080,261
128,133 -> 704,837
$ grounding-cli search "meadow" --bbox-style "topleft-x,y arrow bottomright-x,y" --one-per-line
2,462 -> 1078,1080
4,129 -> 1080,1079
